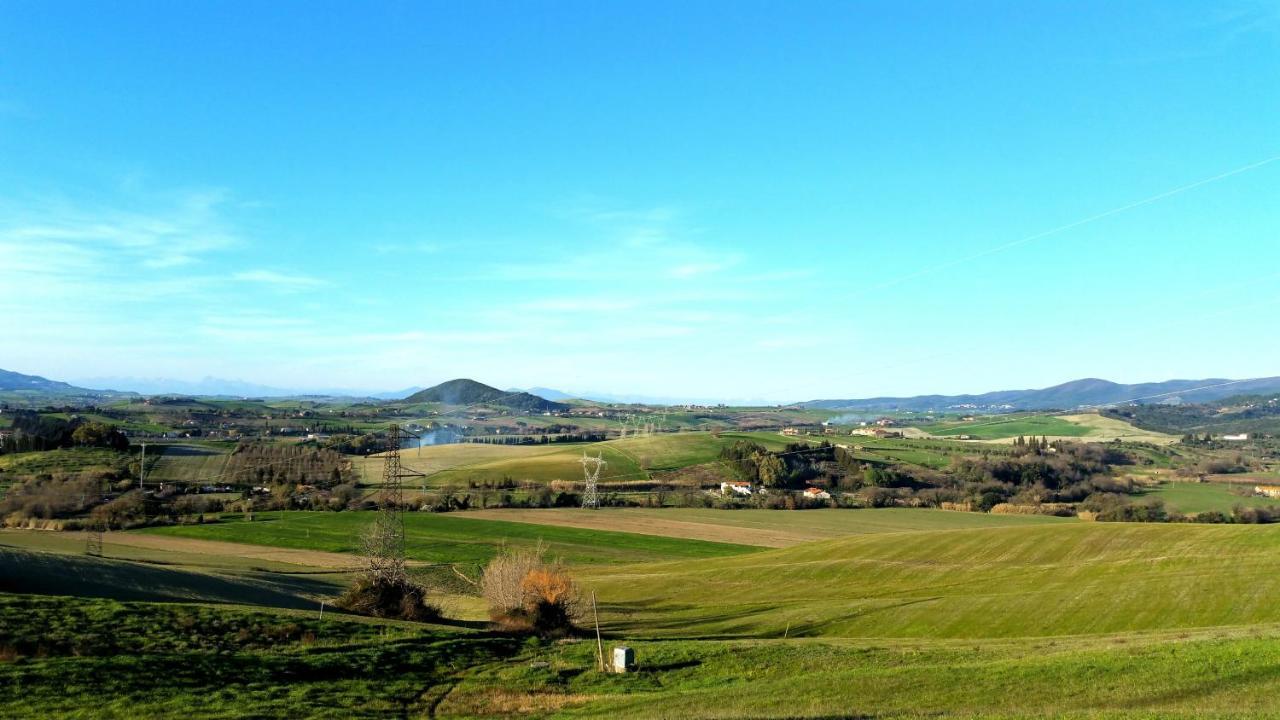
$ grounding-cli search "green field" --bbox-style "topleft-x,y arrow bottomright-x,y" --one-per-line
6,591 -> 1280,719
358,431 -> 797,489
10,457 -> 1280,717
1140,481 -> 1280,515
146,443 -> 233,483
927,414 -> 1092,439
137,511 -> 757,568
0,446 -> 131,477
584,522 -> 1280,639
0,547 -> 338,609
464,507 -> 1074,547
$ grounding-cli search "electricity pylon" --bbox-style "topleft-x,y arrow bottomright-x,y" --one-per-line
85,520 -> 104,557
581,451 -> 606,510
85,475 -> 107,557
362,424 -> 424,585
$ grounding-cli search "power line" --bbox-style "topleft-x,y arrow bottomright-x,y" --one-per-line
864,154 -> 1280,293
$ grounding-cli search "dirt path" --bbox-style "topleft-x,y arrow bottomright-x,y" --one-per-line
461,509 -> 815,547
91,533 -> 370,569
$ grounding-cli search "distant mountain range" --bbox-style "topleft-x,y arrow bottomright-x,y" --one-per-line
72,375 -> 306,397
0,368 -> 83,394
405,379 -> 569,412
805,377 -> 1280,412
513,387 -> 577,402
7,367 -> 1279,413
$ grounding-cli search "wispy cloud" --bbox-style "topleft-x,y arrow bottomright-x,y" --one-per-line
667,262 -> 727,278
233,269 -> 326,288
0,188 -> 239,279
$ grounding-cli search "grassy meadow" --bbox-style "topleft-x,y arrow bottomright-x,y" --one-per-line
6,426 -> 1280,718
461,506 -> 1073,546
923,412 -> 1177,444
136,511 -> 757,568
352,430 -> 795,489
1139,481 -> 1280,515
146,442 -> 233,483
584,522 -> 1280,639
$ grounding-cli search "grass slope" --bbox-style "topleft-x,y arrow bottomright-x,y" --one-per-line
146,442 -> 232,483
926,412 -> 1177,444
929,414 -> 1091,439
8,593 -> 1280,718
0,594 -> 513,720
380,431 -> 796,488
461,507 -> 1074,547
138,511 -> 757,568
0,547 -> 333,609
1140,481 -> 1280,515
0,447 -> 129,477
584,522 -> 1280,639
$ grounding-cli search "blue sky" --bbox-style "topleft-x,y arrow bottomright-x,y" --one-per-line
1,1 -> 1277,402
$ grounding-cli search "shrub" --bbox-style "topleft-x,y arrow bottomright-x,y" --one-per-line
335,575 -> 437,622
481,545 -> 582,637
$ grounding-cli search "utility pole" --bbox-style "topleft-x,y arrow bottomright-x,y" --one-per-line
581,451 -> 606,510
362,424 -> 423,585
139,442 -> 147,490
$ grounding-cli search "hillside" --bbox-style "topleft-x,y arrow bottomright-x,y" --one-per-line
403,378 -> 568,411
1104,393 -> 1280,435
807,376 -> 1280,412
0,368 -> 135,406
0,369 -> 81,393
584,522 -> 1280,639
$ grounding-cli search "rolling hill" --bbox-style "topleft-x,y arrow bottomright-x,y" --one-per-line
584,522 -> 1280,639
807,376 -> 1280,412
0,368 -> 134,404
402,378 -> 568,411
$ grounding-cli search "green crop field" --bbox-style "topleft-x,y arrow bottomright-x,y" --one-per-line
145,443 -> 233,483
927,414 -> 1092,439
0,447 -> 130,477
354,442 -> 574,484
463,507 -> 1074,546
7,591 -> 1280,719
357,432 -> 797,488
424,443 -> 649,487
1140,481 -> 1280,515
584,522 -> 1280,639
137,511 -> 757,568
605,431 -> 794,471
0,547 -> 337,609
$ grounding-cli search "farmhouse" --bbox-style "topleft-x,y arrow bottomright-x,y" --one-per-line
780,427 -> 803,436
1255,485 -> 1280,499
1223,433 -> 1249,441
855,427 -> 902,439
720,481 -> 753,496
803,487 -> 831,500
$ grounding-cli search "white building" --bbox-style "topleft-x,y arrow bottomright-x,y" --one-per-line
720,481 -> 753,496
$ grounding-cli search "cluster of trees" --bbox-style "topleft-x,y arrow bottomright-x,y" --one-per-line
718,439 -> 1131,512
721,441 -> 850,489
225,442 -> 354,488
462,432 -> 608,445
322,433 -> 387,456
0,412 -> 129,454
1105,395 -> 1280,435
1081,493 -> 1280,524
0,475 -> 109,525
